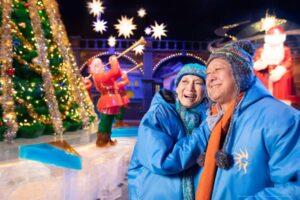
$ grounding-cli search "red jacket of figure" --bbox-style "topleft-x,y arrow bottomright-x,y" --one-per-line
89,57 -> 123,115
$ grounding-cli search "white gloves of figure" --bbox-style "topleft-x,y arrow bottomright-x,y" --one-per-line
254,59 -> 269,71
254,60 -> 287,82
269,65 -> 287,82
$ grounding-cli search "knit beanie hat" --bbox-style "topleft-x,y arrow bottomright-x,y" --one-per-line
207,41 -> 255,92
175,63 -> 206,87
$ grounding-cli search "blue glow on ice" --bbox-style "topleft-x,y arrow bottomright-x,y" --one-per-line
19,143 -> 82,170
111,127 -> 138,137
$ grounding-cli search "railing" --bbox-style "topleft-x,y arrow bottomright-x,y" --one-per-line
75,38 -> 209,52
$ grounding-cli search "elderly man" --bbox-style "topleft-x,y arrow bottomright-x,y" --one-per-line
195,41 -> 300,200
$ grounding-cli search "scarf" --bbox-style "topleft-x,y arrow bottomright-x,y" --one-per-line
196,93 -> 243,200
176,98 -> 207,200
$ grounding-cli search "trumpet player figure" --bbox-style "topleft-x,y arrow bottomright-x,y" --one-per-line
88,56 -> 123,147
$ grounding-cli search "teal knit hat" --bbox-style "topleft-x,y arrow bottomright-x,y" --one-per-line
175,63 -> 206,87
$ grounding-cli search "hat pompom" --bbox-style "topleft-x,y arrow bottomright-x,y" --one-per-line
235,41 -> 255,57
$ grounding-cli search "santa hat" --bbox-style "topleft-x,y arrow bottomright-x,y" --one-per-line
207,41 -> 255,92
267,25 -> 285,35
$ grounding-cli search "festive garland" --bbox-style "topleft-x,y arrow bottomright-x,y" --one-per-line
0,0 -> 19,143
43,0 -> 97,126
28,0 -> 64,135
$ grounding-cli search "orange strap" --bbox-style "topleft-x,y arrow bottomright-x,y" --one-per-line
196,94 -> 243,200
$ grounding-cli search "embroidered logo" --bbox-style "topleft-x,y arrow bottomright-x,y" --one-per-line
233,149 -> 249,174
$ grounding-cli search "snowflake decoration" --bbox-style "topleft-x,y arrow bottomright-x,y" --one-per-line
93,19 -> 107,33
144,27 -> 152,35
87,0 -> 105,17
108,36 -> 117,47
151,21 -> 167,40
133,45 -> 145,55
114,16 -> 137,39
137,8 -> 147,18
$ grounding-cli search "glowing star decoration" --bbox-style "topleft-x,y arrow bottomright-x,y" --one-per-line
137,8 -> 147,18
114,16 -> 137,39
144,27 -> 152,35
261,15 -> 276,32
259,12 -> 286,32
133,45 -> 145,55
93,19 -> 107,33
108,36 -> 117,47
233,149 -> 249,174
151,21 -> 167,40
87,0 -> 105,17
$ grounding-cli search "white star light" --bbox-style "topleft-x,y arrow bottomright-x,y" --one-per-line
108,36 -> 117,47
137,8 -> 147,18
151,21 -> 167,40
144,27 -> 152,35
92,19 -> 107,33
114,16 -> 137,39
87,0 -> 105,17
133,45 -> 145,55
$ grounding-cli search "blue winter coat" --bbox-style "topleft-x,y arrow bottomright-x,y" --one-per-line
128,90 -> 207,200
195,78 -> 300,199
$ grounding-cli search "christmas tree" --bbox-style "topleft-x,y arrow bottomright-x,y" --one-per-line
0,0 -> 97,143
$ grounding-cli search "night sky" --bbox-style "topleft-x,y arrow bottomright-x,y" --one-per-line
57,0 -> 300,41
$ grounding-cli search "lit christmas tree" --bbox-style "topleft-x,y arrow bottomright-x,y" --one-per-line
0,0 -> 97,143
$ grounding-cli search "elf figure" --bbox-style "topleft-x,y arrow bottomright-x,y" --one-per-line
88,56 -> 123,147
254,25 -> 293,104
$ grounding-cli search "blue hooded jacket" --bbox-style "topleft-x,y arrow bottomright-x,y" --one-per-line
195,78 -> 300,199
128,89 -> 208,200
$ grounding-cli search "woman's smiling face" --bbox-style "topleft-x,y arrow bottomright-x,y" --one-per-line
176,75 -> 205,108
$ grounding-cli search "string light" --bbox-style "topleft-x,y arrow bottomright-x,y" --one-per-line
153,52 -> 206,71
80,51 -> 139,71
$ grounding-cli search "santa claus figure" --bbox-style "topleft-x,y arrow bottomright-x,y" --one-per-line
254,25 -> 293,104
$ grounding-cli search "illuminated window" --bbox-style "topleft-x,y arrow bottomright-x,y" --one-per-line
134,80 -> 139,87
126,90 -> 134,98
155,84 -> 160,92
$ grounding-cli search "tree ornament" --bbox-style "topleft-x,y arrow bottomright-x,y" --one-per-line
18,22 -> 26,29
24,2 -> 30,7
13,38 -> 21,48
6,68 -> 16,76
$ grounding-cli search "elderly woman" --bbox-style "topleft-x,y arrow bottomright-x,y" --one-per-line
128,63 -> 209,200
